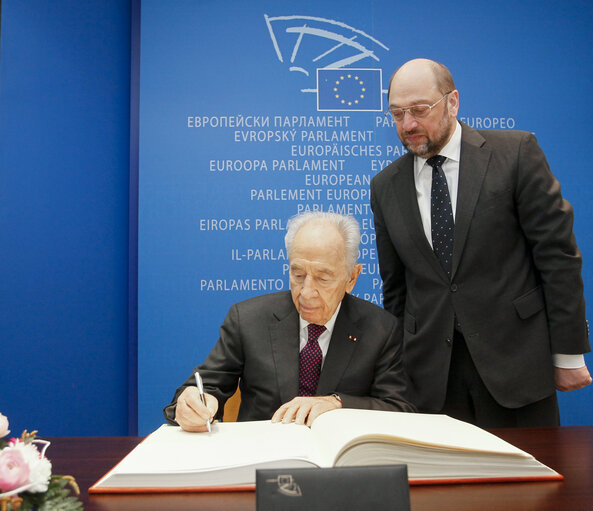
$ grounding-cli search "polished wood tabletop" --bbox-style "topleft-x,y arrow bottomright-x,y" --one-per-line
44,425 -> 592,511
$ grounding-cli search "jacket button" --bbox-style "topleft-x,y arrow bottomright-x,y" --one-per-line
445,338 -> 452,346
450,284 -> 458,292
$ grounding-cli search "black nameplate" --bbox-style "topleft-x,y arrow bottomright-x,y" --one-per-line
256,465 -> 410,511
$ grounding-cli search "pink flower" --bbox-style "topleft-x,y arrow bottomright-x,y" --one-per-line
0,414 -> 9,438
0,449 -> 30,493
11,442 -> 52,493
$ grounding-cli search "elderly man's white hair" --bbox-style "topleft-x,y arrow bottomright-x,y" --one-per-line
284,211 -> 361,270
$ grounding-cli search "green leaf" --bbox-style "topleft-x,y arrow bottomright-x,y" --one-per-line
17,477 -> 83,511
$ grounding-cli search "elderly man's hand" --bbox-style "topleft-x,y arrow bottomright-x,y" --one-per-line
271,395 -> 342,427
555,366 -> 592,392
174,387 -> 218,432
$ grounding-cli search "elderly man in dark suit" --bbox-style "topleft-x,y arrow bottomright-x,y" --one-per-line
164,212 -> 415,432
371,58 -> 591,427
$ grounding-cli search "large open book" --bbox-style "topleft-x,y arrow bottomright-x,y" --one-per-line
90,409 -> 561,492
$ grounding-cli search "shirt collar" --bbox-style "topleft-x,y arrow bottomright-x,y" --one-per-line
414,120 -> 462,178
299,301 -> 342,335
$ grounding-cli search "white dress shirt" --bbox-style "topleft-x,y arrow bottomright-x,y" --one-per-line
299,303 -> 341,367
414,121 -> 462,247
412,121 -> 584,369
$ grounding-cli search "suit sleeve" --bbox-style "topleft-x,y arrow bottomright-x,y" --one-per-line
514,132 -> 589,354
370,177 -> 407,318
163,304 -> 244,424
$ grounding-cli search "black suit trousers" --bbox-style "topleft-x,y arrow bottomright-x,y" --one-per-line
442,330 -> 560,428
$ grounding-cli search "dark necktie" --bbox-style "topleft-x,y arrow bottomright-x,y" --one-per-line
427,155 -> 454,277
298,324 -> 326,396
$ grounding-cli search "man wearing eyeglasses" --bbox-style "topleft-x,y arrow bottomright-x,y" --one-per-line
370,58 -> 591,427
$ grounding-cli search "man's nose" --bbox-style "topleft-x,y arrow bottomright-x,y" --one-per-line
300,276 -> 318,298
401,110 -> 418,131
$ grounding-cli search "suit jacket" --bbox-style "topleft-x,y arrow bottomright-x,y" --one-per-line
164,291 -> 415,423
370,122 -> 589,412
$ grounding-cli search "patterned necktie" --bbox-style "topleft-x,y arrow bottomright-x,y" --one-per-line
427,155 -> 454,277
298,324 -> 326,396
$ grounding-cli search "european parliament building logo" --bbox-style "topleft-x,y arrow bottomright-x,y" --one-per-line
264,14 -> 387,112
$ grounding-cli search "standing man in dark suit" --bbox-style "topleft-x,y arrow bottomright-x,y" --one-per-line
164,212 -> 414,432
371,58 -> 591,427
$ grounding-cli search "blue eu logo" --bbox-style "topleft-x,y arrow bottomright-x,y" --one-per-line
317,68 -> 382,111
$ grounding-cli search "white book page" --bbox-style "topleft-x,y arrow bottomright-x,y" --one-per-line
311,409 -> 531,465
113,421 -> 318,475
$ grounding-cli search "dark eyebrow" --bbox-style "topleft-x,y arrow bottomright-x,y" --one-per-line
390,99 -> 432,109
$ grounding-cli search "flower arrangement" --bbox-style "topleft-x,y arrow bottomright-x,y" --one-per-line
0,413 -> 82,511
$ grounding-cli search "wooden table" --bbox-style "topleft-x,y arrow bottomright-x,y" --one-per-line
45,426 -> 593,510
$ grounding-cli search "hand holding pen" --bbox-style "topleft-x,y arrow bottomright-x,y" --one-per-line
173,372 -> 217,433
194,371 -> 213,433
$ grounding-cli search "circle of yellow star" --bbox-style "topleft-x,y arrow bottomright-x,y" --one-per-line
333,73 -> 366,106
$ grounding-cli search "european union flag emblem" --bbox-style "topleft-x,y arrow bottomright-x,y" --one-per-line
317,68 -> 383,111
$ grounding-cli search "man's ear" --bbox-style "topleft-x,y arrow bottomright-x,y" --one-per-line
448,89 -> 459,117
346,264 -> 363,293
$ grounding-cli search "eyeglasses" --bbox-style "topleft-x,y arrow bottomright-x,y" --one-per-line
385,92 -> 452,122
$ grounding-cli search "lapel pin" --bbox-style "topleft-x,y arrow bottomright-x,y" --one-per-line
348,335 -> 358,342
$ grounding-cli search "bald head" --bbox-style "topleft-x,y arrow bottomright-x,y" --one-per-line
388,59 -> 456,99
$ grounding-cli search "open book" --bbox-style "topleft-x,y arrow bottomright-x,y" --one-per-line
90,409 -> 561,492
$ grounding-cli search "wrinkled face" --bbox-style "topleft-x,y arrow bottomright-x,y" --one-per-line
389,64 -> 458,158
289,221 -> 361,325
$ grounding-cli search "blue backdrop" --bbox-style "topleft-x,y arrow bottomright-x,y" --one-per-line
137,0 -> 593,433
0,0 -> 131,436
1,0 -> 591,438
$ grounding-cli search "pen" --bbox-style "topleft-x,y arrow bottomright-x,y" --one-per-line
194,371 -> 212,433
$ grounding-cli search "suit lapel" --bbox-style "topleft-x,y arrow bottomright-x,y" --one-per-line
390,154 -> 448,280
268,295 -> 361,400
452,124 -> 491,279
317,295 -> 360,395
269,299 -> 300,403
